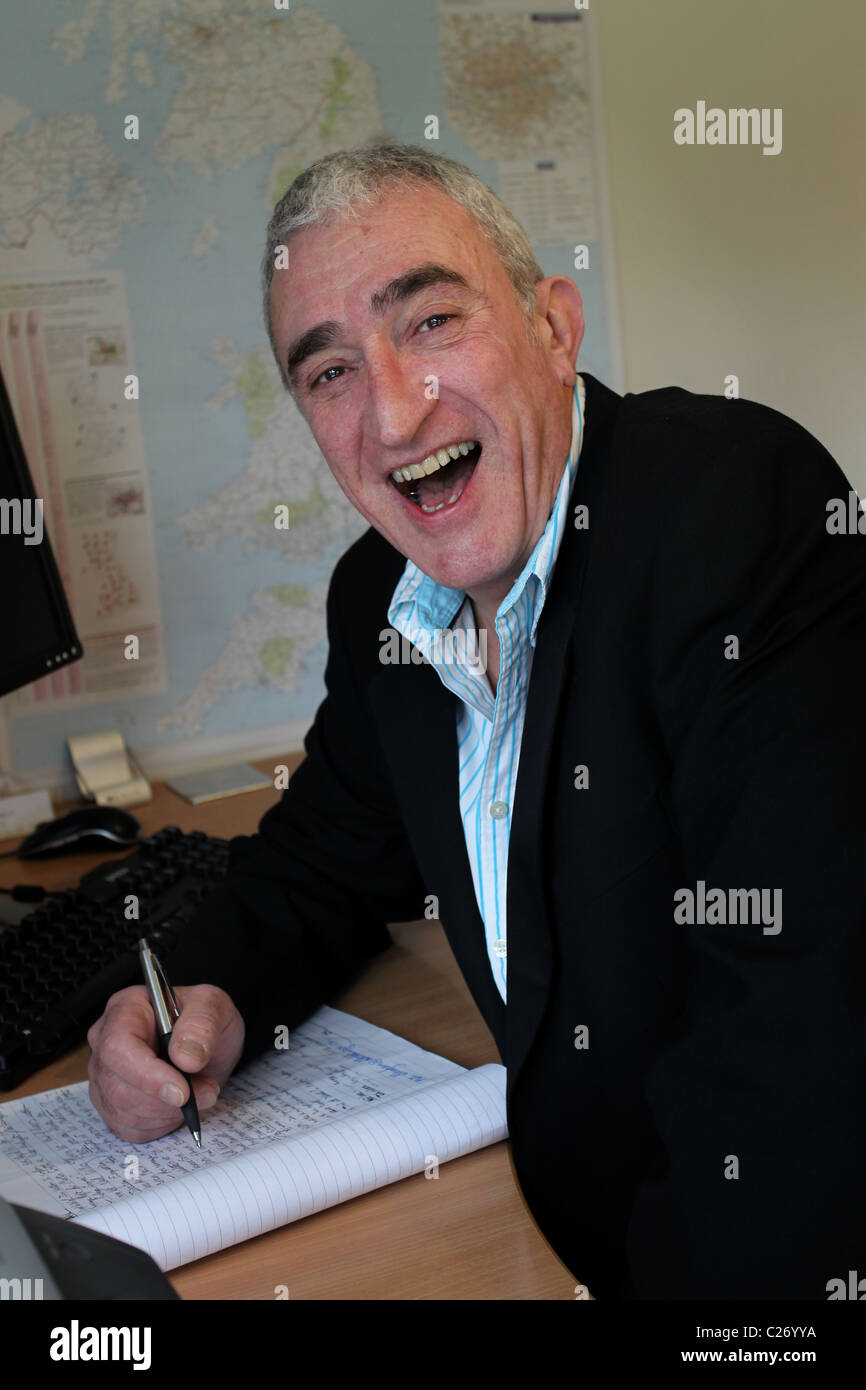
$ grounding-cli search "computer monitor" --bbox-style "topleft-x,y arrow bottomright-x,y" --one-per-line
0,364 -> 83,698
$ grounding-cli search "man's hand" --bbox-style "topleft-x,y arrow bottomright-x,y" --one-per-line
87,984 -> 245,1142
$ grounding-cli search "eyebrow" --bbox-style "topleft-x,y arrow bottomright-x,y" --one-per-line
285,321 -> 341,384
285,263 -> 470,387
369,262 -> 469,314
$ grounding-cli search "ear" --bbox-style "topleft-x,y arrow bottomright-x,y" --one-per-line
533,276 -> 585,386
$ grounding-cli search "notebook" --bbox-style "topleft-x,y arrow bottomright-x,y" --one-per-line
0,1007 -> 507,1271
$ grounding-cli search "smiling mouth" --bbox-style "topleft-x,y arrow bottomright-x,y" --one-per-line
390,442 -> 482,513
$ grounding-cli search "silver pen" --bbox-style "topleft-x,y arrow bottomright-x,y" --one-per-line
138,938 -> 202,1147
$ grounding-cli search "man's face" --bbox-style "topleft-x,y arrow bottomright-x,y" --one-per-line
268,184 -> 583,600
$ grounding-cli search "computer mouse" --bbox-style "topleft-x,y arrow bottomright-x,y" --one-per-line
16,805 -> 142,859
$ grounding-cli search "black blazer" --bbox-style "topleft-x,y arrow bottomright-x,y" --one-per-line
168,373 -> 866,1300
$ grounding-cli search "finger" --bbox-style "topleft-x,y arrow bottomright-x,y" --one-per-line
93,997 -> 220,1111
166,986 -> 239,1074
90,1056 -> 221,1143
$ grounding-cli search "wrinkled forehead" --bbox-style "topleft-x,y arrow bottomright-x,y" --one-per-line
268,185 -> 507,342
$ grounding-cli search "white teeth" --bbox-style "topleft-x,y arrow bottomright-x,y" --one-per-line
420,480 -> 468,513
390,440 -> 476,483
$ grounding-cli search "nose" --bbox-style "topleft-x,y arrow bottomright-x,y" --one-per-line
364,341 -> 436,450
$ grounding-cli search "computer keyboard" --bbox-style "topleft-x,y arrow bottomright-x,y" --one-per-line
0,826 -> 230,1091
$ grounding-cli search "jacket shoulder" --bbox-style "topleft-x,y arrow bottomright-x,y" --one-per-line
615,384 -> 847,508
621,383 -> 823,454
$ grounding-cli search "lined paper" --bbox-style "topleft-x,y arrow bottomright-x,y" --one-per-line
0,1007 -> 507,1269
80,1063 -> 506,1269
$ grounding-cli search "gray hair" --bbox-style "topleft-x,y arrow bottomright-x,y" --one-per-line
261,143 -> 545,384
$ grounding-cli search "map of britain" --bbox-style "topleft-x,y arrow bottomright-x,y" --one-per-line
0,0 -> 604,770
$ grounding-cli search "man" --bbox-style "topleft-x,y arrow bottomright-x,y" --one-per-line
88,145 -> 866,1300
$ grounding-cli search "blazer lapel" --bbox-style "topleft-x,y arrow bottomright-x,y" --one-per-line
506,373 -> 622,1102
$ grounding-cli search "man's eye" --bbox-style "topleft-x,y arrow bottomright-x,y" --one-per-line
310,365 -> 345,389
418,314 -> 454,333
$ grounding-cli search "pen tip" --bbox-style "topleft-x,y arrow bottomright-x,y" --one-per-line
193,1131 -> 201,1147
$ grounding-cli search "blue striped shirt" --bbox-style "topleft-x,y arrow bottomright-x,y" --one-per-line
387,377 -> 586,1002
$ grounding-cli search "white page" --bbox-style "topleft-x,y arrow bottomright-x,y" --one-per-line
78,1062 -> 507,1269
0,1008 -> 464,1215
0,1007 -> 506,1265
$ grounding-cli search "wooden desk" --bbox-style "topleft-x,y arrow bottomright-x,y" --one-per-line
0,759 -> 574,1299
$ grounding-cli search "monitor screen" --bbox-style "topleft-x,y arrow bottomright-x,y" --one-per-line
0,364 -> 83,698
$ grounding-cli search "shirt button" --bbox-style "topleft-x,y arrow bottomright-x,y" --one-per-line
493,939 -> 507,959
489,800 -> 508,819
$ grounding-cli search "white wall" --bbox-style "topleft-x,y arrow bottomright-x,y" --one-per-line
595,0 -> 864,484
